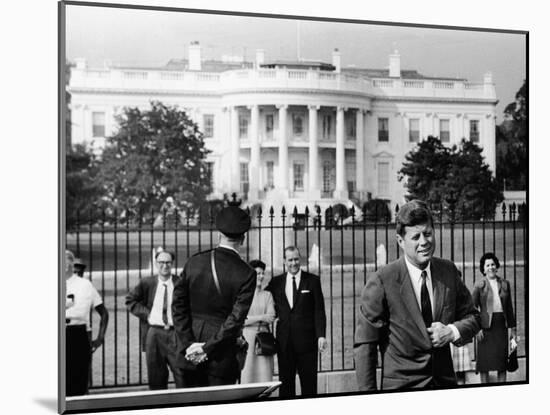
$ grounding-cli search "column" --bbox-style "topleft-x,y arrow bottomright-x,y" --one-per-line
334,106 -> 348,199
356,109 -> 365,197
485,114 -> 497,175
277,105 -> 289,197
248,105 -> 260,201
230,106 -> 240,193
308,105 -> 321,199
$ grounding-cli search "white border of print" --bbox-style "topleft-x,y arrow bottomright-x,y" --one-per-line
4,0 -> 544,414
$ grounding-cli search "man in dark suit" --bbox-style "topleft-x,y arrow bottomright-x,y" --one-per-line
267,246 -> 327,397
354,199 -> 480,391
126,250 -> 184,389
172,205 -> 257,387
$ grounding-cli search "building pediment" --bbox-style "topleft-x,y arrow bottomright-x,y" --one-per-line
372,150 -> 394,159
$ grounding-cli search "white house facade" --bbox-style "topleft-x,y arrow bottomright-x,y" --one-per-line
68,42 -> 498,212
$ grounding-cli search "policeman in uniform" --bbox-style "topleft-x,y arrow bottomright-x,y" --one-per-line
172,205 -> 257,386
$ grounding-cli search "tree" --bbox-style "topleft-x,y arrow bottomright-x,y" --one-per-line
97,101 -> 211,220
398,136 -> 503,219
496,80 -> 527,190
66,143 -> 102,229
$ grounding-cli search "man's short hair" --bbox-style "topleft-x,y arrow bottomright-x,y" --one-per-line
479,252 -> 500,275
66,250 -> 75,262
155,250 -> 175,261
283,246 -> 300,259
249,259 -> 266,270
396,200 -> 434,236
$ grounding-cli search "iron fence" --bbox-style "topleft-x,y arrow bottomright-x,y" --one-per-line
66,201 -> 528,390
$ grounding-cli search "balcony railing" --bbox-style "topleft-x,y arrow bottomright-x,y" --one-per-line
69,67 -> 496,100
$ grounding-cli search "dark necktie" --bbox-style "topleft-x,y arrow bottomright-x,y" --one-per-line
162,283 -> 168,325
420,270 -> 433,327
292,276 -> 298,308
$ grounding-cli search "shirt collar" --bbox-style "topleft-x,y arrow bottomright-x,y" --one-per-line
218,243 -> 240,255
157,275 -> 173,285
404,255 -> 431,283
287,269 -> 302,282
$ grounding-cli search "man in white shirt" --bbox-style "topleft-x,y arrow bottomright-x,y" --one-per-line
65,250 -> 109,396
126,250 -> 184,389
354,200 -> 480,390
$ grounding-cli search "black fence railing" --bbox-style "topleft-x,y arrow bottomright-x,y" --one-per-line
66,201 -> 527,390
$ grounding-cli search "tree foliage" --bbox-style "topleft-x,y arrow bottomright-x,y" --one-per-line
398,136 -> 503,219
66,143 -> 102,228
97,101 -> 211,219
496,80 -> 527,190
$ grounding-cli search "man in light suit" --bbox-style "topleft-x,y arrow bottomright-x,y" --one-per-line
267,246 -> 327,397
172,205 -> 257,387
354,200 -> 480,390
126,250 -> 184,390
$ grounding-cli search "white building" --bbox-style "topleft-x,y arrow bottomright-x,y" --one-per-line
68,42 -> 497,212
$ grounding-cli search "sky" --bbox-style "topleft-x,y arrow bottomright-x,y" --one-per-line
65,4 -> 526,121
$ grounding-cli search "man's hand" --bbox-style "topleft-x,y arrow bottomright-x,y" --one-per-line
427,322 -> 454,348
91,337 -> 104,353
318,337 -> 328,353
185,342 -> 207,364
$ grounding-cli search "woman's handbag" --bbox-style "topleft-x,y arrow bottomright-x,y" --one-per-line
254,329 -> 277,356
507,349 -> 519,372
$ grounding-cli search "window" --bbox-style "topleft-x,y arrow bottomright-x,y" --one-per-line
205,162 -> 214,190
322,161 -> 334,193
203,114 -> 214,138
266,161 -> 274,189
470,120 -> 480,143
265,114 -> 274,139
240,163 -> 249,194
92,112 -> 105,137
346,113 -> 356,140
239,116 -> 249,139
378,118 -> 389,142
409,118 -> 420,143
293,162 -> 304,191
440,119 -> 450,143
378,162 -> 390,196
292,114 -> 304,137
346,154 -> 356,191
322,114 -> 333,139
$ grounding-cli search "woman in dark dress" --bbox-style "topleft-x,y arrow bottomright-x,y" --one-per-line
472,253 -> 517,383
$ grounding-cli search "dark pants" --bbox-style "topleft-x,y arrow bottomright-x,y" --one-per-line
66,325 -> 91,396
145,326 -> 185,389
182,368 -> 236,387
277,343 -> 318,397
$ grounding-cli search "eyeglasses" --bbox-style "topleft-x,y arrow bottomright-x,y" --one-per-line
157,261 -> 172,266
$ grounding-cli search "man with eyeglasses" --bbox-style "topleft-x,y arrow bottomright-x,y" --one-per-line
126,249 -> 185,390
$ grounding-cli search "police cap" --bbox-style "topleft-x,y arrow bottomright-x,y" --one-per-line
215,206 -> 251,237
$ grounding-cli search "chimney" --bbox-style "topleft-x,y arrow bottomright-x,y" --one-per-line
483,71 -> 493,84
332,48 -> 341,73
389,49 -> 401,78
75,57 -> 87,70
189,41 -> 202,71
255,49 -> 265,68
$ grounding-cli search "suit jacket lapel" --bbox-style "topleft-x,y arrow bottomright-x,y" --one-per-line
430,261 -> 445,322
398,258 -> 430,342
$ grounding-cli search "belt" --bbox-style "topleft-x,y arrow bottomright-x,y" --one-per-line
150,325 -> 174,330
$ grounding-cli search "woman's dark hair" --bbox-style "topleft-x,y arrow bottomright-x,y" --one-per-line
249,259 -> 266,270
479,252 -> 500,275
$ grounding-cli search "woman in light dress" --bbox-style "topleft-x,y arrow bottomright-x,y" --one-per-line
241,260 -> 276,384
